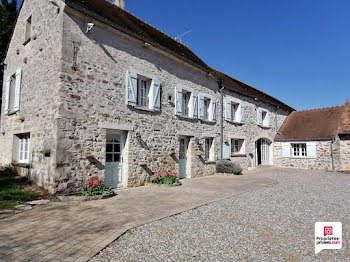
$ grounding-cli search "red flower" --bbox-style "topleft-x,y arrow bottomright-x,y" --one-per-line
99,179 -> 103,182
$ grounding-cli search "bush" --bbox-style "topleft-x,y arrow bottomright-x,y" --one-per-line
82,179 -> 114,196
216,160 -> 243,174
151,170 -> 179,185
0,165 -> 15,176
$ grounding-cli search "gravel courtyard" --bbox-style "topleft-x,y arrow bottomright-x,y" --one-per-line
91,168 -> 350,262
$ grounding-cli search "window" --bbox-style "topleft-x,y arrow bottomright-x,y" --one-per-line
137,77 -> 150,108
231,102 -> 239,121
106,134 -> 121,163
258,108 -> 270,127
182,90 -> 191,117
25,16 -> 32,44
203,98 -> 210,120
204,138 -> 214,161
291,143 -> 307,158
8,74 -> 16,113
231,139 -> 245,155
13,133 -> 30,163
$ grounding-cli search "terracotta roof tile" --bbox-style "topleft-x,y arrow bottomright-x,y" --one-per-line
275,104 -> 348,141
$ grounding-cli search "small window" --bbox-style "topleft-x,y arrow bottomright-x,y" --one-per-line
291,143 -> 307,158
137,77 -> 151,108
258,108 -> 270,127
13,133 -> 30,163
203,98 -> 210,120
25,16 -> 32,44
231,139 -> 245,155
231,102 -> 239,121
182,90 -> 191,117
8,74 -> 17,113
204,138 -> 214,161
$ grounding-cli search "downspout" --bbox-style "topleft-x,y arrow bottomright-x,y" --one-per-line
219,80 -> 224,160
330,138 -> 335,171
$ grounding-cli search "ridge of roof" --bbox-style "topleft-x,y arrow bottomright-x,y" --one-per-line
291,104 -> 345,113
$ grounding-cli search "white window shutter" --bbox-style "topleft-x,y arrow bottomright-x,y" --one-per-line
306,142 -> 317,158
192,92 -> 198,118
257,108 -> 263,125
209,99 -> 216,121
225,99 -> 232,121
4,76 -> 11,115
240,104 -> 246,123
282,143 -> 291,158
126,71 -> 137,106
149,79 -> 161,110
13,69 -> 22,112
198,95 -> 205,120
268,112 -> 272,127
175,87 -> 183,115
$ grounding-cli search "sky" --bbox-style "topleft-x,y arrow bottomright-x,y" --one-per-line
17,0 -> 350,110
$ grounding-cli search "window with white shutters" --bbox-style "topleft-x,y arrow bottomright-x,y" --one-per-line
126,71 -> 161,111
4,69 -> 22,115
291,143 -> 307,158
204,138 -> 214,161
231,139 -> 245,155
13,133 -> 30,163
257,107 -> 271,128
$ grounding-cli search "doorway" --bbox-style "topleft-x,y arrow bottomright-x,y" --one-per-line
179,137 -> 190,179
105,131 -> 126,188
256,138 -> 271,166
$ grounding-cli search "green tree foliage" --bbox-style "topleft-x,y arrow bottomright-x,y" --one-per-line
0,0 -> 17,110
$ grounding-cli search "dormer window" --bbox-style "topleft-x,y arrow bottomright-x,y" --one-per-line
24,16 -> 32,45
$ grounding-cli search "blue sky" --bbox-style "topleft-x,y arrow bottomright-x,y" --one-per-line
17,0 -> 350,110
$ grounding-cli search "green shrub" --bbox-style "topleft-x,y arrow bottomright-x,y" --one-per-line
216,160 -> 243,174
82,179 -> 114,196
151,170 -> 179,185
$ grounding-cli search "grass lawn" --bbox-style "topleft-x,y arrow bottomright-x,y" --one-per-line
0,167 -> 35,209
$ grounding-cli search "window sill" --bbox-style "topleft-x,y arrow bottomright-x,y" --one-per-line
128,105 -> 159,113
204,161 -> 216,165
7,111 -> 18,116
176,115 -> 197,121
226,120 -> 244,125
12,162 -> 30,168
258,124 -> 271,129
23,38 -> 31,46
200,119 -> 216,124
231,154 -> 246,157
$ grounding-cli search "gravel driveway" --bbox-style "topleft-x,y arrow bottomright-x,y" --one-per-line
91,168 -> 350,262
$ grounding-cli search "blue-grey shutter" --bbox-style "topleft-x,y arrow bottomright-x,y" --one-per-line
268,112 -> 272,127
192,92 -> 198,118
240,104 -> 246,123
198,95 -> 205,120
4,76 -> 10,115
150,79 -> 161,110
282,143 -> 291,158
175,87 -> 183,115
225,99 -> 232,121
257,108 -> 263,125
209,99 -> 216,121
13,69 -> 22,112
126,71 -> 137,106
306,142 -> 317,158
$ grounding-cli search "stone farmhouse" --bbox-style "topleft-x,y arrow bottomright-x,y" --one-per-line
274,100 -> 350,172
0,0 -> 296,194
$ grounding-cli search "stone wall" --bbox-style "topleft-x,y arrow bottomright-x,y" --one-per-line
339,134 -> 350,171
274,140 -> 341,171
0,0 -> 64,192
0,1 -> 290,194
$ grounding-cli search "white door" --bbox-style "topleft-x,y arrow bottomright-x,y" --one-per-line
179,138 -> 189,179
261,139 -> 270,165
105,133 -> 125,188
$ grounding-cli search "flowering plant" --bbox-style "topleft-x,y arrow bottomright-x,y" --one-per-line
82,179 -> 113,196
152,170 -> 179,185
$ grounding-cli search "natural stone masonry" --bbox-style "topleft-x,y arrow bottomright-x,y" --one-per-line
0,173 -> 274,262
0,0 -> 290,193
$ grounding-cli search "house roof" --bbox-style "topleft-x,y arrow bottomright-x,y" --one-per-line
65,0 -> 294,112
275,102 -> 350,141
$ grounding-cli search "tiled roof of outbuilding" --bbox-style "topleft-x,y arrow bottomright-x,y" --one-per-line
275,102 -> 350,141
65,0 -> 294,112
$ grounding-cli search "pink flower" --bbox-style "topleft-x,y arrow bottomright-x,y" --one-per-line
99,179 -> 103,182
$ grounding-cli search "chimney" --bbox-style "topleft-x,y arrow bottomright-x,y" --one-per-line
113,0 -> 125,9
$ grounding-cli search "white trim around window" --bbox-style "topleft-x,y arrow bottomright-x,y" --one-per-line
231,138 -> 246,156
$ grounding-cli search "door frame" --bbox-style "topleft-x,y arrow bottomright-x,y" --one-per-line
179,136 -> 190,179
105,129 -> 128,188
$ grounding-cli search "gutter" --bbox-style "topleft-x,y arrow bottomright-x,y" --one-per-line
274,138 -> 334,142
219,81 -> 224,160
330,138 -> 335,171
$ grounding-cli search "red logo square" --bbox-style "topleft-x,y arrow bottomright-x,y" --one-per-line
324,226 -> 333,236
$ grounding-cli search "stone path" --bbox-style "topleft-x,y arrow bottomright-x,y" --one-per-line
0,170 -> 274,262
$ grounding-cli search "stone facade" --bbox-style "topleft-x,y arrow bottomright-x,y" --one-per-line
0,0 -> 291,193
274,140 -> 342,171
339,134 -> 350,171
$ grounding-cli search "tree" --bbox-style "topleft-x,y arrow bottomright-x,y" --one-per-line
0,0 -> 17,113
